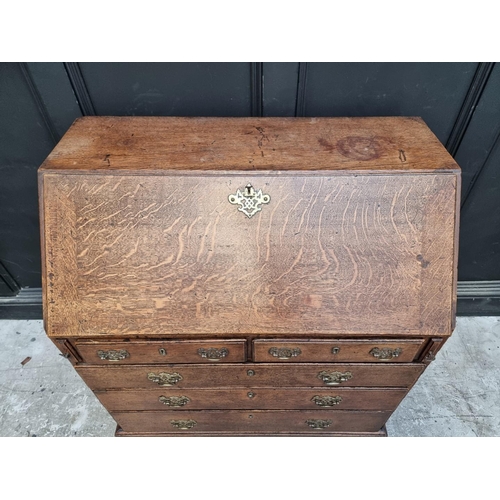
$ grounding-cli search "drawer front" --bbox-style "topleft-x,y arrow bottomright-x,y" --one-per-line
112,410 -> 391,434
77,363 -> 424,390
96,387 -> 408,411
253,339 -> 424,362
75,340 -> 246,364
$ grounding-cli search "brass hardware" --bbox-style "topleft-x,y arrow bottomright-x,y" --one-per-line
305,419 -> 332,429
331,347 -> 340,355
228,183 -> 271,218
312,395 -> 343,407
425,351 -> 436,362
197,347 -> 229,361
268,347 -> 302,359
247,392 -> 255,398
158,348 -> 167,356
147,372 -> 183,386
170,419 -> 197,430
97,349 -> 129,361
317,371 -> 353,386
159,395 -> 190,407
247,369 -> 255,376
369,347 -> 402,360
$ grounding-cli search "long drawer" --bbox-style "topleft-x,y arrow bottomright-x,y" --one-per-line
112,409 -> 392,434
77,363 -> 425,390
75,340 -> 246,364
253,339 -> 424,362
95,387 -> 408,411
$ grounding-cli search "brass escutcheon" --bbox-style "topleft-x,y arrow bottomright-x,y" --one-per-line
97,349 -> 129,361
158,348 -> 167,356
228,183 -> 271,218
331,347 -> 340,355
170,419 -> 197,430
159,395 -> 190,407
370,347 -> 402,360
317,371 -> 353,386
305,419 -> 332,429
311,395 -> 343,407
147,372 -> 183,386
197,347 -> 229,361
268,347 -> 302,359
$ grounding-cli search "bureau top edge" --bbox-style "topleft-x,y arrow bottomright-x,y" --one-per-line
38,116 -> 461,173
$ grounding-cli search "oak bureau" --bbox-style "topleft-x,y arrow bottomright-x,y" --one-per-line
38,116 -> 460,436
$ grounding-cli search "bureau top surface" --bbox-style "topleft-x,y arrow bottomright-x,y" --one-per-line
39,116 -> 459,173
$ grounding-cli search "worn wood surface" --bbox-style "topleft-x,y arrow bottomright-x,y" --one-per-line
253,339 -> 424,362
75,339 -> 246,364
42,173 -> 457,337
111,409 -> 392,433
76,363 -> 425,390
39,117 -> 459,173
95,387 -> 408,411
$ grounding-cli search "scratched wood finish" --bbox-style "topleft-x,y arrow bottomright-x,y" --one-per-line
253,339 -> 424,362
76,363 -> 425,390
111,409 -> 392,433
75,339 -> 246,364
42,173 -> 457,337
95,387 -> 408,411
39,116 -> 458,173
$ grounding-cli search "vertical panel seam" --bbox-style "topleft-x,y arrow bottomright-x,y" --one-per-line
295,63 -> 308,117
19,62 -> 60,144
64,63 -> 96,116
251,63 -> 263,117
445,62 -> 495,156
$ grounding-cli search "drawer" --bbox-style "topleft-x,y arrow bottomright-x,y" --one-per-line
77,363 -> 424,390
75,340 -> 246,364
112,410 -> 392,434
253,339 -> 424,362
95,387 -> 408,411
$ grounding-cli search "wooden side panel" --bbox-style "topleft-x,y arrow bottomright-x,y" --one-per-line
42,173 -> 457,337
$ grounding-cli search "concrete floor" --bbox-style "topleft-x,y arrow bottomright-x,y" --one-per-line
0,317 -> 499,437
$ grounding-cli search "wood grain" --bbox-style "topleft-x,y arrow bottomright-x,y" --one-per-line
111,409 -> 391,433
95,387 -> 408,411
253,339 -> 424,362
39,116 -> 459,173
75,339 -> 246,364
76,363 -> 425,390
42,173 -> 457,337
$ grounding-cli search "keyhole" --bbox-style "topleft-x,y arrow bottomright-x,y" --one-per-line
246,185 -> 252,195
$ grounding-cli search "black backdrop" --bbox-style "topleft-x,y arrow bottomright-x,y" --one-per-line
1,62 -> 499,317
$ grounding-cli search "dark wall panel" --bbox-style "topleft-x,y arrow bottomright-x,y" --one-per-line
0,63 -> 58,288
78,63 -> 254,117
302,62 -> 477,144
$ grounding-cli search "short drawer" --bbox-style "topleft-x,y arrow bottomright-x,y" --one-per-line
112,409 -> 392,434
77,363 -> 425,390
75,340 -> 246,364
253,339 -> 424,362
96,387 -> 408,411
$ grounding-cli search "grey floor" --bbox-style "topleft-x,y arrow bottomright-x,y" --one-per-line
1,317 -> 499,437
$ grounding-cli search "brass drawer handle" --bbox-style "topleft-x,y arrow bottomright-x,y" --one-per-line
312,395 -> 342,407
305,419 -> 332,429
97,349 -> 129,361
317,371 -> 353,386
159,395 -> 190,407
268,347 -> 302,359
170,419 -> 197,430
197,347 -> 229,361
228,183 -> 271,218
147,372 -> 183,386
370,347 -> 402,360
